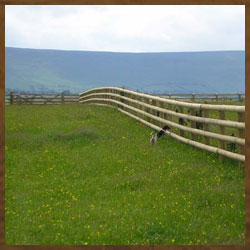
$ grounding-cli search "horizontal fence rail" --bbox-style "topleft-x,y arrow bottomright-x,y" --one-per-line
79,87 -> 245,163
5,92 -> 78,105
153,93 -> 245,102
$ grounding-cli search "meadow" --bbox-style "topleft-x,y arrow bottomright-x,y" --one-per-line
5,104 -> 245,245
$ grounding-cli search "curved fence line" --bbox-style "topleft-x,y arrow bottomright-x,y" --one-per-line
80,87 -> 245,112
79,87 -> 245,163
79,93 -> 245,129
81,98 -> 244,146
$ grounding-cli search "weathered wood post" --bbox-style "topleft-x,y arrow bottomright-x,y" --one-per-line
238,93 -> 242,102
192,93 -> 195,102
121,89 -> 126,107
112,89 -> 116,108
126,91 -> 132,113
137,94 -> 143,119
101,88 -> 105,105
162,102 -> 168,121
151,99 -> 156,115
168,104 -> 173,122
133,91 -> 138,116
156,100 -> 162,127
219,111 -> 225,162
61,92 -> 65,104
109,89 -> 113,107
167,104 -> 173,133
135,90 -> 142,118
120,89 -> 125,110
178,106 -> 184,137
109,88 -> 112,105
144,96 -> 151,123
159,101 -> 165,128
130,93 -> 136,113
238,112 -> 245,165
10,92 -> 14,105
168,93 -> 171,99
203,109 -> 210,145
216,93 -> 218,102
103,88 -> 106,106
190,108 -> 197,141
151,99 -> 158,126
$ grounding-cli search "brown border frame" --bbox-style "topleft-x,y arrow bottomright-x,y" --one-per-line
0,1 -> 249,249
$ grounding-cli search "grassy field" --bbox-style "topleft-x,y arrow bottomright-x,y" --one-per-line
5,104 -> 245,245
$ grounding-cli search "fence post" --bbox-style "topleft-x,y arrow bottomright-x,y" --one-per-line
190,108 -> 197,141
139,95 -> 144,119
219,111 -> 225,162
216,93 -> 218,102
144,97 -> 151,123
61,92 -> 65,104
118,91 -> 124,109
156,101 -> 161,127
159,101 -> 165,128
238,94 -> 242,102
167,104 -> 173,132
168,93 -> 171,99
168,104 -> 173,123
238,112 -> 245,162
103,89 -> 106,105
10,92 -> 14,105
109,89 -> 113,106
178,106 -> 184,137
109,89 -> 114,107
151,99 -> 159,126
192,93 -> 195,102
203,110 -> 210,145
135,92 -> 142,119
136,91 -> 142,117
163,102 -> 168,121
131,93 -> 136,111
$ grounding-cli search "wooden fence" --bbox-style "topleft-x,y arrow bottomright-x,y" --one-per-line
5,92 -> 244,104
5,92 -> 78,105
153,93 -> 245,102
79,87 -> 245,163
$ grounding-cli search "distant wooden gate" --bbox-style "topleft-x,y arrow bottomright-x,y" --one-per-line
5,92 -> 78,105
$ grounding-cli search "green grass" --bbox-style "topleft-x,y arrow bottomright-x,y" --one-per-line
5,104 -> 245,245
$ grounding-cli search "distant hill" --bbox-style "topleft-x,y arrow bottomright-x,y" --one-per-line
5,47 -> 245,94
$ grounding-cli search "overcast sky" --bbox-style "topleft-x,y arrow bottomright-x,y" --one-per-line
5,5 -> 245,53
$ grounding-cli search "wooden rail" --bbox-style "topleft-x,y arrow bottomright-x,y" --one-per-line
79,87 -> 245,163
5,92 -> 78,105
153,93 -> 245,102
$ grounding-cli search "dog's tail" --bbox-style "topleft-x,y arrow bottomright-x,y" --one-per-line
157,125 -> 170,138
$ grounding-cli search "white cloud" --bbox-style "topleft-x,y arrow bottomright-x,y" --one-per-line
5,5 -> 245,52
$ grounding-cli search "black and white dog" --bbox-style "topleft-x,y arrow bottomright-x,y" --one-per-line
150,125 -> 170,146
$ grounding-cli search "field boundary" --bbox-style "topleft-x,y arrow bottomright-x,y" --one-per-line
79,87 -> 245,163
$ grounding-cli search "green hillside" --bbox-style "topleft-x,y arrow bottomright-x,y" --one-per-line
5,47 -> 245,94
